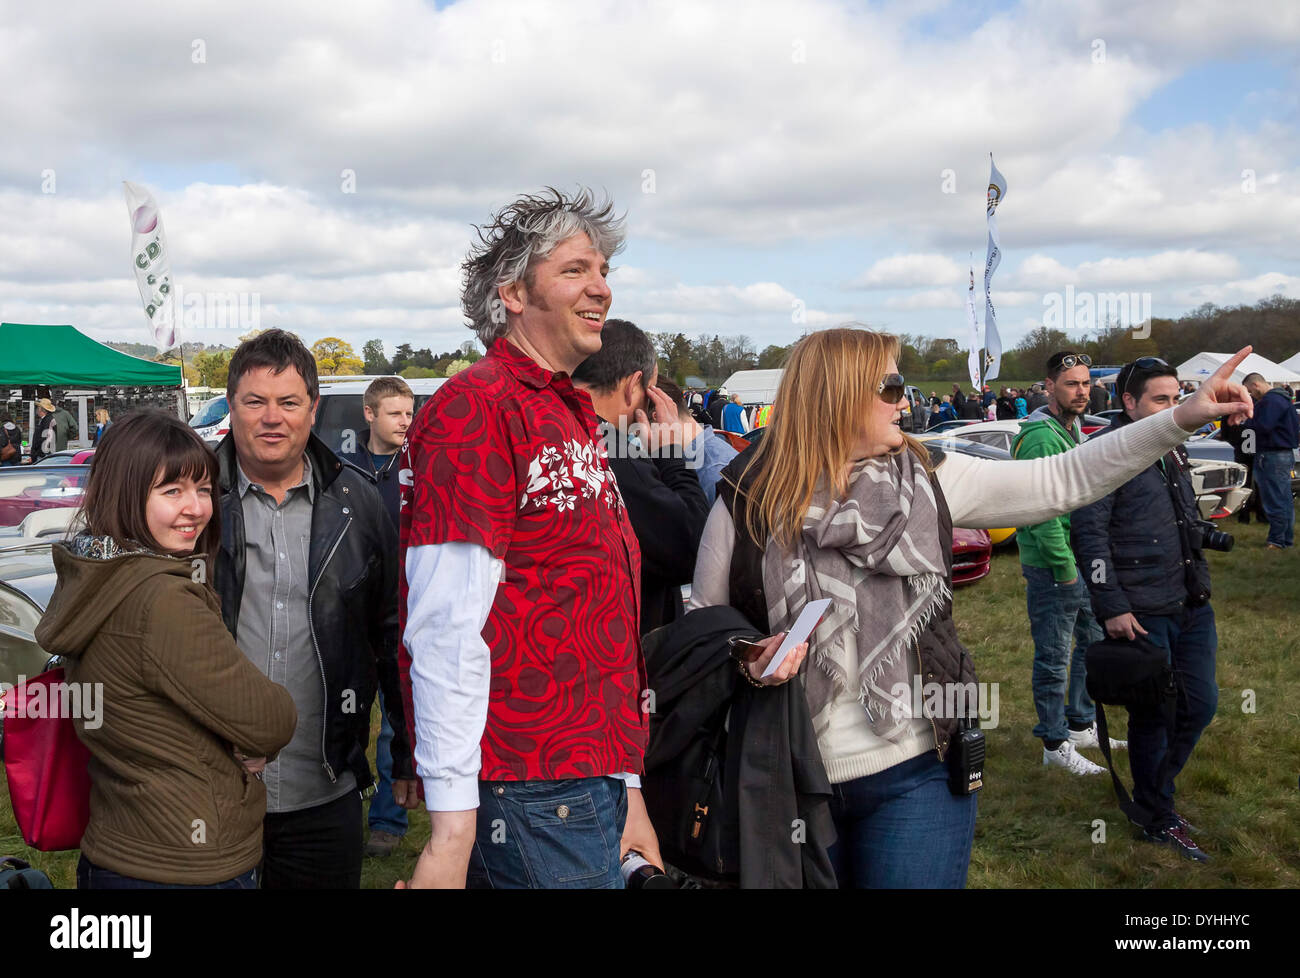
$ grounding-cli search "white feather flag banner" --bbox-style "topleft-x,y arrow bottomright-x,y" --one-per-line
123,181 -> 178,354
982,155 -> 1007,381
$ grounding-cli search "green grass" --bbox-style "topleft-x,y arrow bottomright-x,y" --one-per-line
4,503 -> 1297,888
961,509 -> 1300,888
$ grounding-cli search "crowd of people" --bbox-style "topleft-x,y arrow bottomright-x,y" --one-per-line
0,400 -> 115,467
27,187 -> 1291,890
925,378 -> 1104,428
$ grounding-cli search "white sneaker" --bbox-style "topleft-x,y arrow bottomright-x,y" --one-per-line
1043,741 -> 1106,775
1068,722 -> 1127,751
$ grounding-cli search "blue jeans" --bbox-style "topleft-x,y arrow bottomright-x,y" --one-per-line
1254,450 -> 1295,547
827,752 -> 977,888
77,855 -> 257,889
1128,603 -> 1218,831
367,690 -> 407,836
466,777 -> 627,889
1023,564 -> 1101,743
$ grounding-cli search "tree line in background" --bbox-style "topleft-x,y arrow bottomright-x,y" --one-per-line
106,334 -> 482,388
651,294 -> 1300,386
100,294 -> 1300,391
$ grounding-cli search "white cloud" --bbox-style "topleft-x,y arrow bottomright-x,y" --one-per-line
1007,250 -> 1243,290
635,282 -> 798,315
852,253 -> 965,289
884,289 -> 962,310
884,287 -> 1038,310
0,0 -> 1295,352
1171,272 -> 1300,307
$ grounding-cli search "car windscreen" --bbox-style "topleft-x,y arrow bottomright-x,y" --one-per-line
313,392 -> 434,456
190,395 -> 228,428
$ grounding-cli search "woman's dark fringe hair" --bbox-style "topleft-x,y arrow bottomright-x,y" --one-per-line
75,410 -> 222,574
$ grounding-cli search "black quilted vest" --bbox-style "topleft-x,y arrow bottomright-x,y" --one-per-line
715,444 -> 977,761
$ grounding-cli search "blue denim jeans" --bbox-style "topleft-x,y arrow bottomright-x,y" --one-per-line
1254,450 -> 1295,547
1128,602 -> 1218,831
1023,564 -> 1101,743
367,690 -> 407,836
826,751 -> 977,888
77,855 -> 257,889
466,777 -> 627,889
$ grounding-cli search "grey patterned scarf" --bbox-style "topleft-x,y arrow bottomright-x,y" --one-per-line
762,448 -> 950,741
69,533 -> 156,560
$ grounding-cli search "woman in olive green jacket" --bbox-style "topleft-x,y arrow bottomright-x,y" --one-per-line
35,411 -> 296,888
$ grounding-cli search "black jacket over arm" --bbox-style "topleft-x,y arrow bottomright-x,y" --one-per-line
641,605 -> 837,889
214,432 -> 413,792
608,447 -> 710,635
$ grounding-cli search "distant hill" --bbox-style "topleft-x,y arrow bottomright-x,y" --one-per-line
106,341 -> 232,360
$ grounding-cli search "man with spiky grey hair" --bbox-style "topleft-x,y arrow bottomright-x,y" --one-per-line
396,188 -> 663,888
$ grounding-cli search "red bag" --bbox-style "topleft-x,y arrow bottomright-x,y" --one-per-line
0,667 -> 91,851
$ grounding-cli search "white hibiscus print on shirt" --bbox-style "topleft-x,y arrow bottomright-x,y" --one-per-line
519,440 -> 615,512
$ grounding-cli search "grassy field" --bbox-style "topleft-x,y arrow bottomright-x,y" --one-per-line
3,503 -> 1296,888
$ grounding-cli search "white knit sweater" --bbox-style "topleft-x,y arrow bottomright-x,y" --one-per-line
687,409 -> 1193,783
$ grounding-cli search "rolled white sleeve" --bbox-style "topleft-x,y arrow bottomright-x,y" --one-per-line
405,541 -> 501,811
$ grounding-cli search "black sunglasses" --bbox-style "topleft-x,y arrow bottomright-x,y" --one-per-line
1118,356 -> 1171,397
877,373 -> 907,404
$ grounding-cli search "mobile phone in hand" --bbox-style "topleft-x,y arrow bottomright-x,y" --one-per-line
729,636 -> 771,663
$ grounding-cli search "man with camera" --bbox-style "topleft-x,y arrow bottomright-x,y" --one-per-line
1071,356 -> 1229,862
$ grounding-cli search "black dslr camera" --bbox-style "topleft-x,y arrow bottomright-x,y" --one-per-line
1190,520 -> 1234,553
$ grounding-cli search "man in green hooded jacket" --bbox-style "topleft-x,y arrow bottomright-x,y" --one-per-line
1013,352 -> 1123,777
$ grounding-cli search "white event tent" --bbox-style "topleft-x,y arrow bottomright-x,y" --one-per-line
719,368 -> 784,404
1176,352 -> 1300,385
1280,352 -> 1300,374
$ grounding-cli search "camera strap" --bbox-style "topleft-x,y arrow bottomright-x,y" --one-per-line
1155,451 -> 1200,598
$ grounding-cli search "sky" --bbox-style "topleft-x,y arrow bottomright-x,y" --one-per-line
1,0 -> 1297,361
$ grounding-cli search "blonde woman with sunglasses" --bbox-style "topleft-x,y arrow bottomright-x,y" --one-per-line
688,328 -> 1253,888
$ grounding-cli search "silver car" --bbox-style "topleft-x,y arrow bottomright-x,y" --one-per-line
0,541 -> 59,690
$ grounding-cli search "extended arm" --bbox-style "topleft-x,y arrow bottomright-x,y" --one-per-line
942,409 -> 1188,530
944,349 -> 1254,529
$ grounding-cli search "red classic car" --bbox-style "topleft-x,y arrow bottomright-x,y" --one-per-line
0,466 -> 90,531
951,527 -> 992,586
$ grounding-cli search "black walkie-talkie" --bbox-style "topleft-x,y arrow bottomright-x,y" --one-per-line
948,718 -> 986,796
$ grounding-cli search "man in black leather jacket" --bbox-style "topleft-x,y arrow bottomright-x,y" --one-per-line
215,329 -> 416,888
1071,358 -> 1218,864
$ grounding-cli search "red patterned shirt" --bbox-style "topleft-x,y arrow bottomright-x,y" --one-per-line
398,337 -> 646,783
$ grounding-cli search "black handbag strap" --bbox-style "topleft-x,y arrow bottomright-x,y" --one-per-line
1096,671 -> 1178,828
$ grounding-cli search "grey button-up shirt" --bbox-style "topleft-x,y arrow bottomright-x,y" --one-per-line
236,455 -> 356,813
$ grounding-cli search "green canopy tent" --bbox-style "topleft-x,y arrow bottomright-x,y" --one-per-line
0,323 -> 182,387
1,323 -> 184,452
